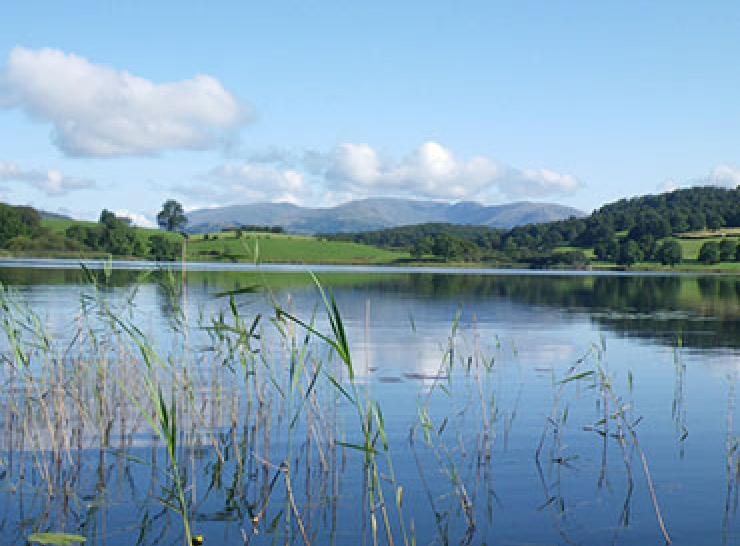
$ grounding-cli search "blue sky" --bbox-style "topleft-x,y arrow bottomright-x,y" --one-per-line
1,1 -> 739,225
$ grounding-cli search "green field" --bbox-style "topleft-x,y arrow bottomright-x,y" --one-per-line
186,230 -> 409,264
553,231 -> 739,271
674,234 -> 739,260
553,245 -> 596,259
38,221 -> 409,264
676,227 -> 740,239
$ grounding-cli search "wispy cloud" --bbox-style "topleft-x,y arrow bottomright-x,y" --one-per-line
114,209 -> 156,228
707,165 -> 740,188
657,165 -> 740,193
0,161 -> 95,196
1,47 -> 250,157
176,163 -> 308,206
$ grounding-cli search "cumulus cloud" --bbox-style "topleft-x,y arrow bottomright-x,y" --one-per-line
0,161 -> 95,196
324,141 -> 580,201
192,141 -> 582,207
1,47 -> 249,157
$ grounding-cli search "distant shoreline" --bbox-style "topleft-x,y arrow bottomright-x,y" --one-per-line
0,256 -> 736,276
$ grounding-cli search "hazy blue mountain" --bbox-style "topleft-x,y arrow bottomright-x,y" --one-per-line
40,210 -> 72,220
185,198 -> 584,234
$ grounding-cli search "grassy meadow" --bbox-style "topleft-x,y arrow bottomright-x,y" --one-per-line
185,230 -> 409,264
674,233 -> 740,260
43,217 -> 182,245
30,219 -> 410,265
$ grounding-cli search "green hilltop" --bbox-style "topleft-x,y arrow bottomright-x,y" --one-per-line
327,185 -> 740,270
0,210 -> 409,265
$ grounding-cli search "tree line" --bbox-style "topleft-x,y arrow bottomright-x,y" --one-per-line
0,200 -> 186,261
64,209 -> 182,260
327,186 -> 740,266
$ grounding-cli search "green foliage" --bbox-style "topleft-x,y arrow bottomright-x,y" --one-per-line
698,241 -> 720,264
656,239 -> 682,266
719,238 -> 737,261
328,222 -> 503,251
0,203 -> 41,246
98,209 -> 117,228
522,250 -> 590,269
410,236 -> 433,259
431,233 -> 480,261
594,238 -> 618,261
616,239 -> 642,267
65,211 -> 145,257
148,234 -> 182,261
327,186 -> 740,267
157,199 -> 187,232
6,229 -> 84,252
2,185 -> 737,269
230,224 -> 284,234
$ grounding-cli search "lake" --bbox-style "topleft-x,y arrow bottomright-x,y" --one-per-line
0,260 -> 738,546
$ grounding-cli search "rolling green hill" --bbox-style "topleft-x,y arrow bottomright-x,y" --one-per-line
186,230 -> 409,264
43,217 -> 182,246
328,186 -> 740,270
2,219 -> 409,264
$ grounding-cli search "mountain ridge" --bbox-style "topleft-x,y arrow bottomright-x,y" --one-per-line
185,198 -> 585,234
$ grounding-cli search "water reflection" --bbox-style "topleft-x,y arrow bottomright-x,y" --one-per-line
0,264 -> 738,545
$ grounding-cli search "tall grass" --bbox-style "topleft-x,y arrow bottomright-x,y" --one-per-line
0,262 -> 707,546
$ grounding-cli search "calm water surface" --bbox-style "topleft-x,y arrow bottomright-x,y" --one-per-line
0,261 -> 738,546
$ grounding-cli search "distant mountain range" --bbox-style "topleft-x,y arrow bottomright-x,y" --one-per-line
40,210 -> 72,221
185,198 -> 585,234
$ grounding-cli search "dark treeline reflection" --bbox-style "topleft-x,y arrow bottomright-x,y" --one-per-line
0,266 -> 145,286
0,266 -> 738,350
388,274 -> 740,350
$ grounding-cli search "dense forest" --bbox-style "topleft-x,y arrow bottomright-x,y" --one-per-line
327,186 -> 740,266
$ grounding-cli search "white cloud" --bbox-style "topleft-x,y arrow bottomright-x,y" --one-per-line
190,141 -> 582,207
656,179 -> 679,193
324,141 -> 580,201
183,163 -> 308,205
708,165 -> 740,188
0,161 -> 95,196
1,47 -> 249,157
659,165 -> 740,193
114,209 -> 156,228
328,143 -> 383,185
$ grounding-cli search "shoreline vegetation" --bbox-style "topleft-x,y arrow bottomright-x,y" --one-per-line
0,234 -> 738,273
0,222 -> 738,273
0,249 -> 738,274
0,186 -> 737,272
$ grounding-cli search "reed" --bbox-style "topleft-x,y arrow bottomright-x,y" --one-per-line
0,263 -> 713,546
